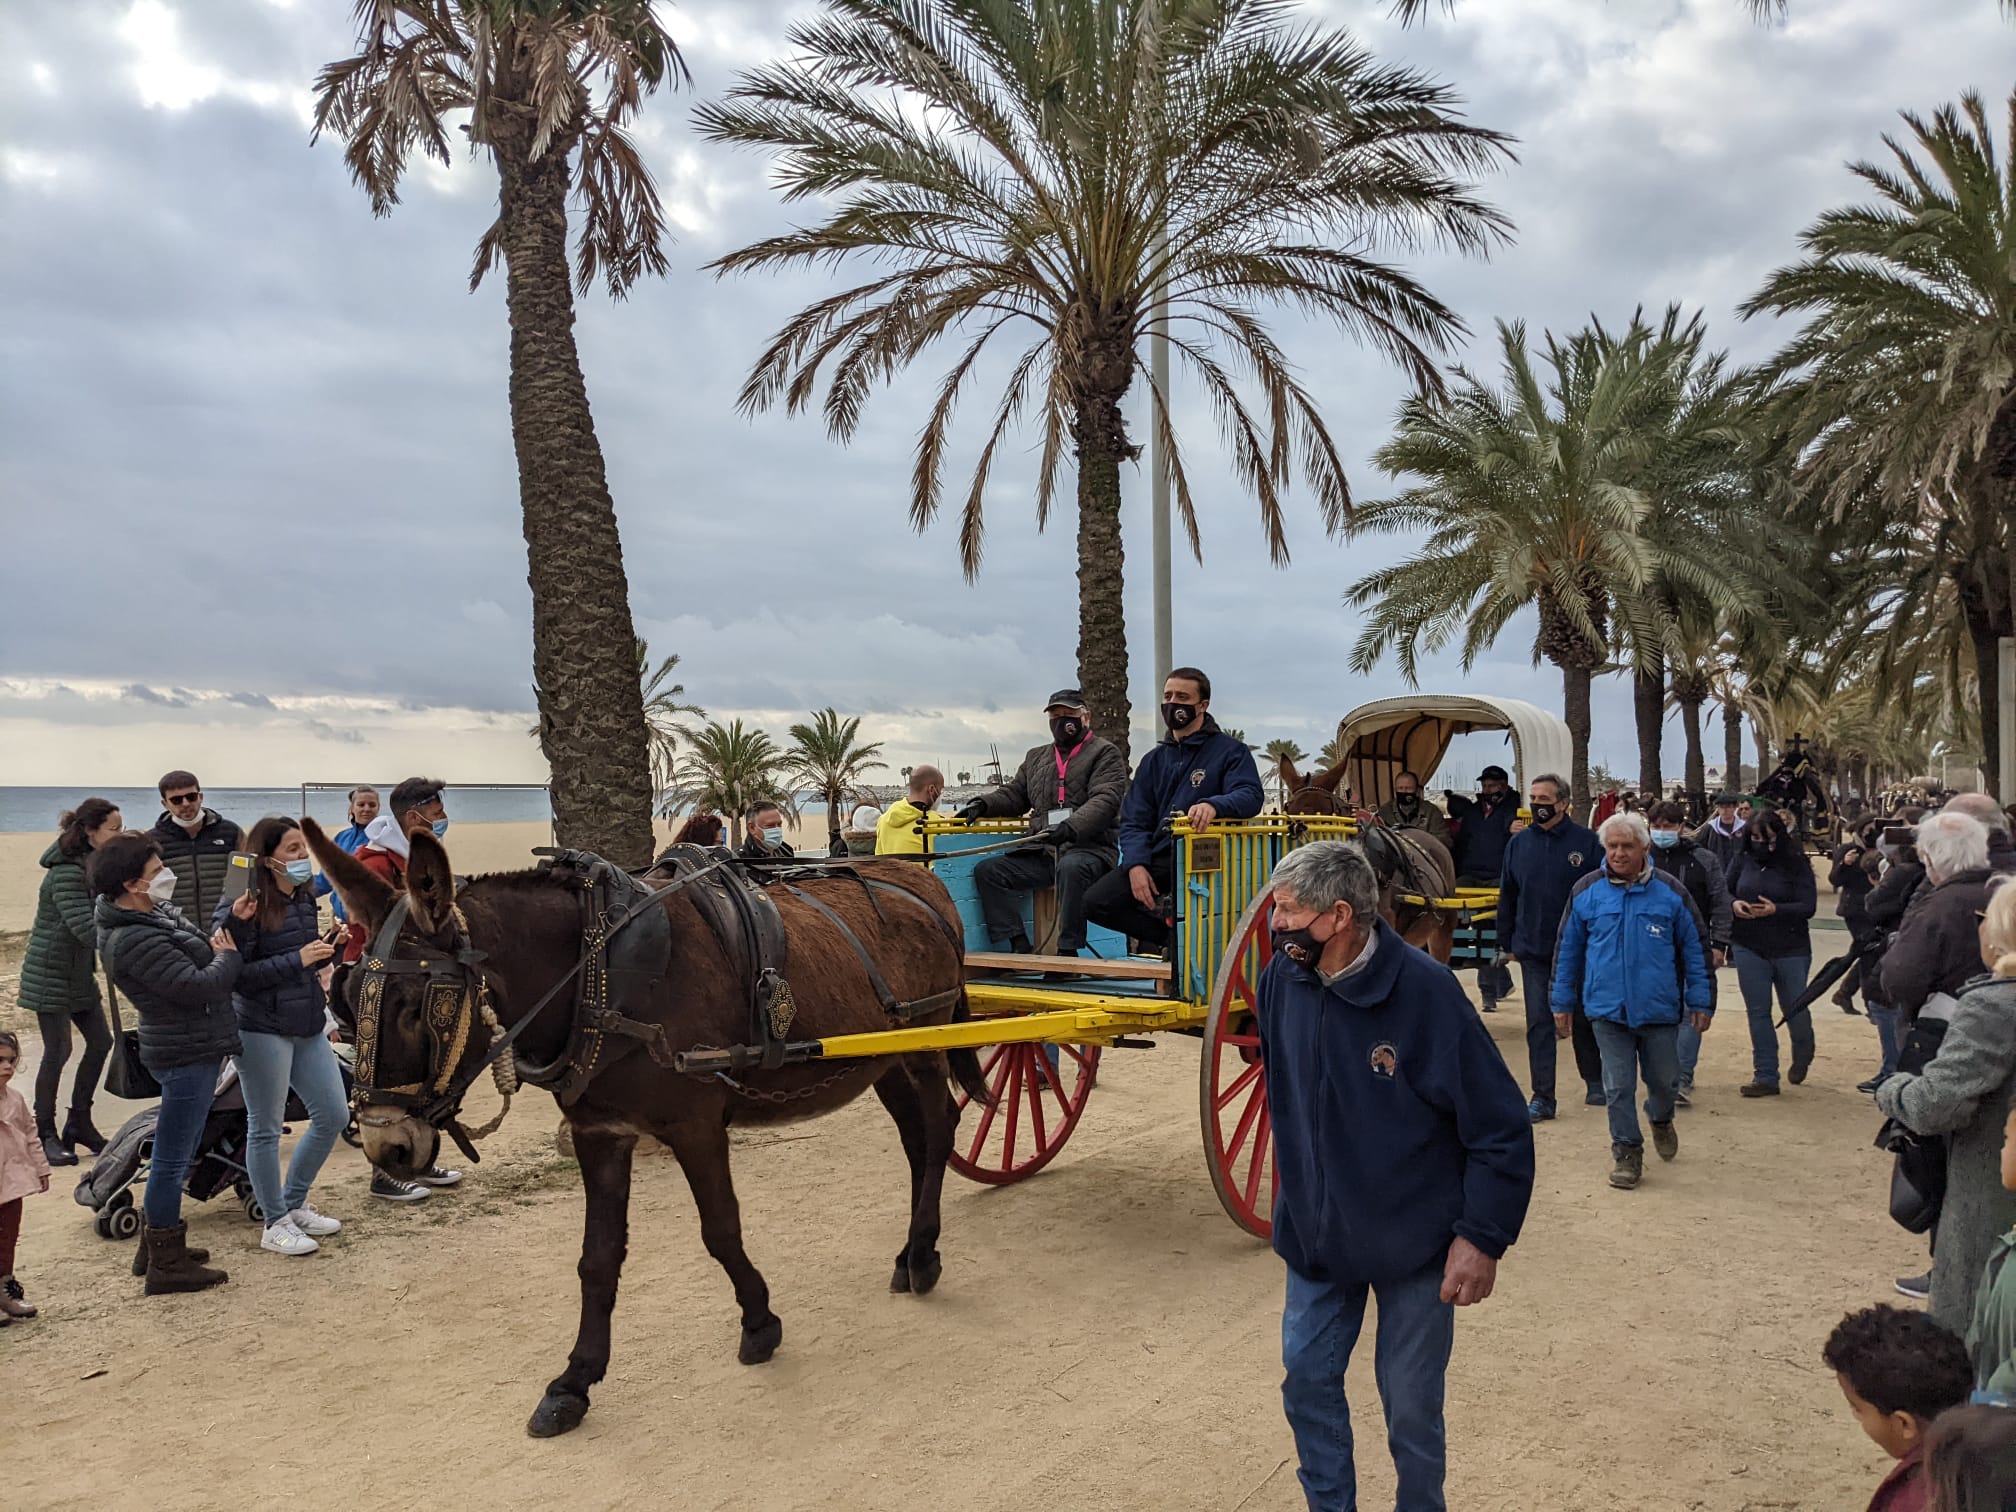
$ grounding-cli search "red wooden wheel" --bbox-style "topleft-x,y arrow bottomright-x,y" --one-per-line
949,1041 -> 1100,1185
1201,889 -> 1277,1238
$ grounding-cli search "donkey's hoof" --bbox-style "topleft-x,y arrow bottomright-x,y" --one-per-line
907,1253 -> 943,1296
739,1315 -> 783,1365
527,1391 -> 589,1438
889,1259 -> 912,1293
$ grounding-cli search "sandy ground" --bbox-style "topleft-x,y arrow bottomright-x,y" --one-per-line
2,925 -> 1928,1512
0,818 -> 831,933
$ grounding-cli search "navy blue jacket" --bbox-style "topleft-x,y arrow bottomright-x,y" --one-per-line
1447,791 -> 1517,882
1116,716 -> 1265,869
1257,921 -> 1535,1285
1551,867 -> 1714,1027
1725,845 -> 1817,960
1497,817 -> 1602,960
215,887 -> 328,1039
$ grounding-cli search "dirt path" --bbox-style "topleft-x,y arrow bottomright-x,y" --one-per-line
10,947 -> 1922,1512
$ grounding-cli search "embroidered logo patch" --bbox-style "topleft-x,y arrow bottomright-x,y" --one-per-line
1568,851 -> 1585,867
1647,921 -> 1666,938
1190,768 -> 1207,788
1369,1042 -> 1398,1079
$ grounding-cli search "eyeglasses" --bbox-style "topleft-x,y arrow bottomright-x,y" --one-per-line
166,792 -> 202,806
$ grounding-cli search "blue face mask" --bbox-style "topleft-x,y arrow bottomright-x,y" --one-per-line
762,826 -> 784,849
431,819 -> 450,838
1650,830 -> 1679,849
284,858 -> 315,884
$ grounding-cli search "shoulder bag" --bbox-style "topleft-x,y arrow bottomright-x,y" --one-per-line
98,938 -> 161,1102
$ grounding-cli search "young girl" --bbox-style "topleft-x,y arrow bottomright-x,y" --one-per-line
0,1029 -> 53,1322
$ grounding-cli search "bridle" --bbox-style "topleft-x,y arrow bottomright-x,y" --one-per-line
350,893 -> 518,1164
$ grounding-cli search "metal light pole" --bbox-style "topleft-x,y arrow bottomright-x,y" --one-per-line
1149,226 -> 1172,704
2000,637 -> 2014,800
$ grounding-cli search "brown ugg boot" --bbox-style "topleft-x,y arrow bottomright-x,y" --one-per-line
143,1223 -> 228,1296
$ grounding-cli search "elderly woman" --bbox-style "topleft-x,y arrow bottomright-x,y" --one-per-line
1877,877 -> 2016,1333
1881,810 -> 1997,1027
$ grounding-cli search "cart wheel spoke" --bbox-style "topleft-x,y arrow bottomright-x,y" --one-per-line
1201,889 -> 1279,1238
949,1041 -> 1099,1188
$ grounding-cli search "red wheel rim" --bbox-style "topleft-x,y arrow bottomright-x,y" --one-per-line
949,1042 -> 1099,1185
1201,891 -> 1278,1237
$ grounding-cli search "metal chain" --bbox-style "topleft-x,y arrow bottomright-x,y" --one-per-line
695,1048 -> 867,1105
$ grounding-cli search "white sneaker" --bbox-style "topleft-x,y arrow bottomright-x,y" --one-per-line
288,1204 -> 342,1237
260,1216 -> 320,1257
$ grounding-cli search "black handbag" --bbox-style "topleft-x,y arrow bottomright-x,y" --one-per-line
1875,990 -> 1959,1234
99,941 -> 160,1102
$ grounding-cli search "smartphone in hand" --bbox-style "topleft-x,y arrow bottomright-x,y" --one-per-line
223,851 -> 260,904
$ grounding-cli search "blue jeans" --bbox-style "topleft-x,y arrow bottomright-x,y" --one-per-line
144,1060 -> 222,1228
237,1031 -> 348,1223
1282,1261 -> 1455,1511
1589,1019 -> 1681,1147
1868,1002 -> 1900,1079
1732,947 -> 1813,1085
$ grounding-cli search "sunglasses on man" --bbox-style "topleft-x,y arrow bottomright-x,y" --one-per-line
166,791 -> 203,807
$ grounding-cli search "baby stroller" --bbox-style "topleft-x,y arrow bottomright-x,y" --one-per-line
73,1057 -> 357,1239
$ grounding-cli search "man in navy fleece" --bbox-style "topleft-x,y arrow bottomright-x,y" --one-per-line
1259,840 -> 1534,1512
1082,666 -> 1265,951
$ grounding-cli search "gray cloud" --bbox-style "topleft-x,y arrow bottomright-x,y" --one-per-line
1,0 -> 2005,778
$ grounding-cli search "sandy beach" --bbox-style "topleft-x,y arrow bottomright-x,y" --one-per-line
0,817 -> 829,936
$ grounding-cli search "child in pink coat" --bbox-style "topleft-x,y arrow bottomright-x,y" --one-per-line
0,1029 -> 53,1321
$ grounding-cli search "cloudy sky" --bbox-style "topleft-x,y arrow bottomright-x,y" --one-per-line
0,0 -> 2005,795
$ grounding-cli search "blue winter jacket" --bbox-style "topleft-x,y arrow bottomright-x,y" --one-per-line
1550,866 -> 1714,1028
314,821 -> 372,920
1257,921 -> 1535,1285
1116,716 -> 1265,869
1497,817 -> 1602,960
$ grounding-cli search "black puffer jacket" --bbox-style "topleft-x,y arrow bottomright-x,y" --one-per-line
149,809 -> 244,925
213,887 -> 326,1038
96,899 -> 242,1072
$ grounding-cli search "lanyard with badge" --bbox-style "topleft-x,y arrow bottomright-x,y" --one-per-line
1050,739 -> 1085,828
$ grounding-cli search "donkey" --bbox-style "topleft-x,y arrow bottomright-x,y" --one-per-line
1277,756 -> 1459,962
306,820 -> 989,1439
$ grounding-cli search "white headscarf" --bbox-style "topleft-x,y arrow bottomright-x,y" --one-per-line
363,813 -> 410,859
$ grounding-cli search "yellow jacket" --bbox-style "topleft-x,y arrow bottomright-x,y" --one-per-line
875,800 -> 931,855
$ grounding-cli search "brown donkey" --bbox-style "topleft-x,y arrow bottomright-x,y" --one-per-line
306,820 -> 987,1438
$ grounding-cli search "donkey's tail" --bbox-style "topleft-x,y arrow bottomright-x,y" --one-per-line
947,989 -> 996,1107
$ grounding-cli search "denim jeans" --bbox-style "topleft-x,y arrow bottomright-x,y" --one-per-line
1281,1260 -> 1455,1511
1732,947 -> 1813,1085
1519,958 -> 1602,1106
1589,1019 -> 1681,1147
1867,1002 -> 1900,1079
237,1031 -> 348,1223
144,1060 -> 222,1228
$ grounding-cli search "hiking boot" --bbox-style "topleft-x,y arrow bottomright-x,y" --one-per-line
36,1115 -> 77,1168
143,1223 -> 229,1295
1895,1272 -> 1931,1301
1527,1097 -> 1556,1123
260,1216 -> 319,1257
370,1171 -> 430,1202
1608,1143 -> 1644,1190
0,1275 -> 34,1319
132,1231 -> 211,1278
62,1106 -> 107,1156
1788,1057 -> 1812,1086
1739,1081 -> 1781,1098
1651,1120 -> 1679,1162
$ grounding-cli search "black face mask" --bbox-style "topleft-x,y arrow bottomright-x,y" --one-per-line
1395,793 -> 1420,812
1272,918 -> 1333,969
1750,835 -> 1775,857
1162,702 -> 1199,734
1530,802 -> 1559,825
1051,715 -> 1087,749
1480,789 -> 1505,808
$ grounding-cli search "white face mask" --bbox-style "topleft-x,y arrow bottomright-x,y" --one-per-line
145,869 -> 177,904
174,810 -> 205,831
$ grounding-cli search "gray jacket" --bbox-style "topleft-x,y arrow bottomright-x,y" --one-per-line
1876,975 -> 2016,1333
968,735 -> 1129,860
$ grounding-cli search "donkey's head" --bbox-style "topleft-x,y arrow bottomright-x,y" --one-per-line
1279,756 -> 1349,816
306,817 -> 485,1180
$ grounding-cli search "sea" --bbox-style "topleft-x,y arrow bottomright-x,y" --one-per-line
0,785 -> 849,836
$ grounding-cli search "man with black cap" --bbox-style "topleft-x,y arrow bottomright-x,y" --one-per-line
1374,770 -> 1452,848
959,690 -> 1129,957
1448,766 -> 1520,1009
1694,792 -> 1747,872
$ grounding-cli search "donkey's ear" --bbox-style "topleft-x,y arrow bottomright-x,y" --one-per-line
1278,755 -> 1304,793
303,817 -> 395,934
405,827 -> 456,935
1316,759 -> 1350,794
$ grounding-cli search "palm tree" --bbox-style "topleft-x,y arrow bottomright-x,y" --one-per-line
666,721 -> 795,842
637,640 -> 705,799
313,2 -> 686,867
1343,316 -> 1757,816
1318,733 -> 1351,773
1745,90 -> 2016,792
700,0 -> 1510,755
786,709 -> 887,851
1395,0 -> 2015,20
1262,739 -> 1308,803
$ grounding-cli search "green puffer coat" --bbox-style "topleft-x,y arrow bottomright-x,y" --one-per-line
20,841 -> 103,1016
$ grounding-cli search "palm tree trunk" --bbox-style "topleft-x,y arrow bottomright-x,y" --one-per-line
1072,360 -> 1133,762
1679,695 -> 1706,819
1753,719 -> 1770,785
1561,661 -> 1593,823
1633,662 -> 1664,796
495,115 -> 654,867
1722,700 -> 1743,789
